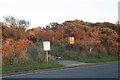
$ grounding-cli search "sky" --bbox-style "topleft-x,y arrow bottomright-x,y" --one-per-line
118,1 -> 120,23
0,0 -> 119,29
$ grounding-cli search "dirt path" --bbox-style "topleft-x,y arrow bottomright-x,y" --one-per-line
58,60 -> 94,67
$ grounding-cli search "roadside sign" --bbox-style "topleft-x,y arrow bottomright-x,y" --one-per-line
70,37 -> 74,44
43,41 -> 50,64
43,41 -> 50,51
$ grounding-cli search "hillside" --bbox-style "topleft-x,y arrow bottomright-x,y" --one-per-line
1,19 -> 120,66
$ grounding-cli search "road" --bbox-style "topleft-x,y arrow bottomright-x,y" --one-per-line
3,62 -> 119,78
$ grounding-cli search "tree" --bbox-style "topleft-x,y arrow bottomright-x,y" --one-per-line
3,16 -> 30,40
17,19 -> 30,28
3,16 -> 30,29
3,16 -> 17,27
49,22 -> 60,30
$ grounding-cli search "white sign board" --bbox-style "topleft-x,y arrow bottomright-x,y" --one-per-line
43,41 -> 50,51
70,37 -> 74,40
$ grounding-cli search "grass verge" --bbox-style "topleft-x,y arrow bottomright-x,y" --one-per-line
2,63 -> 62,74
78,56 -> 119,63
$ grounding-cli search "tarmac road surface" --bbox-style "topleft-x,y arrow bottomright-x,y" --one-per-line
3,61 -> 119,78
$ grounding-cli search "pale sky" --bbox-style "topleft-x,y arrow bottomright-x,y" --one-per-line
0,0 -> 119,29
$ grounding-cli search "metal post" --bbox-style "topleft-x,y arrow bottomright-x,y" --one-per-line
46,51 -> 48,64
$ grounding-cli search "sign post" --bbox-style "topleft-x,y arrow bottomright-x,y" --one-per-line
46,51 -> 48,64
43,41 -> 50,64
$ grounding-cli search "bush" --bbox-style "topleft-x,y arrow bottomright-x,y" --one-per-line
93,46 -> 108,56
79,46 -> 108,59
27,42 -> 56,64
78,51 -> 101,59
48,54 -> 56,63
13,53 -> 33,65
27,46 -> 40,61
37,49 -> 46,63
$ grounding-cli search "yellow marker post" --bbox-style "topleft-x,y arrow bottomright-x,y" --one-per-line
70,37 -> 74,44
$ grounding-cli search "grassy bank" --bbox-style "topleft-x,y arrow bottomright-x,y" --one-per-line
2,63 -> 62,74
65,56 -> 119,63
78,56 -> 119,63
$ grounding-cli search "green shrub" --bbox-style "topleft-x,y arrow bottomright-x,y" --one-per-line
13,54 -> 33,65
27,46 -> 40,61
37,51 -> 46,63
93,46 -> 108,56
